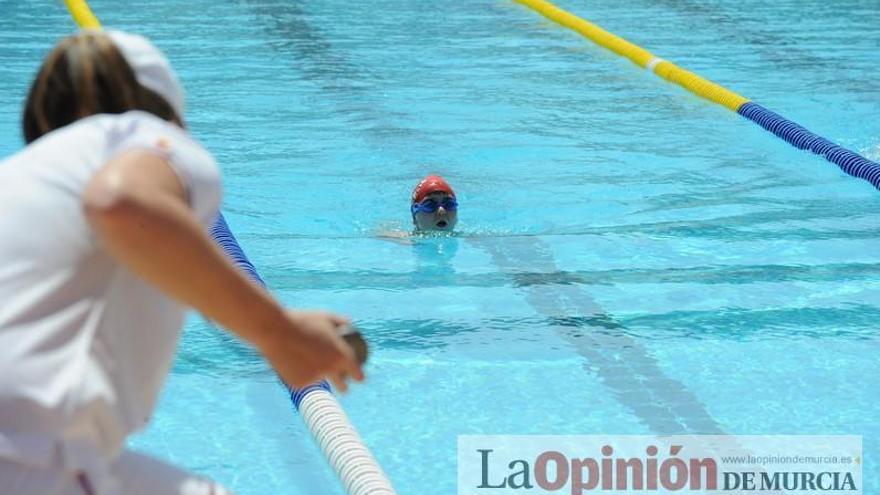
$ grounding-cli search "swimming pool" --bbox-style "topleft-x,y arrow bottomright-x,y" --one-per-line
1,0 -> 878,493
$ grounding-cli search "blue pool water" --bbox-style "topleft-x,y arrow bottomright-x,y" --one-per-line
1,0 -> 878,493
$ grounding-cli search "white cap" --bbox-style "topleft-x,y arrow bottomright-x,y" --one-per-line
105,30 -> 186,119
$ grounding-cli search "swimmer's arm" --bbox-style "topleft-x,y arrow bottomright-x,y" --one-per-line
375,223 -> 414,245
82,150 -> 363,389
376,230 -> 412,245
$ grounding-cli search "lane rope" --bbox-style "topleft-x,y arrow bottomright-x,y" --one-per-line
212,215 -> 396,495
513,0 -> 880,191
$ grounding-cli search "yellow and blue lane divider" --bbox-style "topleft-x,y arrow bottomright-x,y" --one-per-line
513,0 -> 880,191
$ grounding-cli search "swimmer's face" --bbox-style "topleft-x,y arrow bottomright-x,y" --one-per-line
413,191 -> 458,232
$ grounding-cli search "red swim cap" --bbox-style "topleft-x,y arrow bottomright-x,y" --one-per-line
412,175 -> 455,204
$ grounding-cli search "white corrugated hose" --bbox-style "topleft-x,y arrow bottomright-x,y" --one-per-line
298,387 -> 397,495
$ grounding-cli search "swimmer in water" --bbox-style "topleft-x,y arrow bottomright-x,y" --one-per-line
411,175 -> 458,232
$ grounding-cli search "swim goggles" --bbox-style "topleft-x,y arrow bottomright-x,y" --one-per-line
411,197 -> 458,214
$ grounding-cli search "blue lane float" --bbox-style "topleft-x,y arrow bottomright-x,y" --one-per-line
210,213 -> 396,494
210,213 -> 266,286
210,213 -> 330,402
289,381 -> 332,409
738,102 -> 880,191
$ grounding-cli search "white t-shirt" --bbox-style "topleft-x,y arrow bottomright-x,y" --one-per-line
0,111 -> 222,470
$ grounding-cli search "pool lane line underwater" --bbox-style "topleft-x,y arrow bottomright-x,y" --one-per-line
60,2 -> 397,494
512,0 -> 880,192
243,0 -> 730,435
242,0 -> 421,151
469,236 -> 726,434
470,238 -> 783,481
